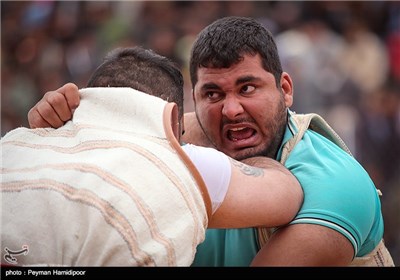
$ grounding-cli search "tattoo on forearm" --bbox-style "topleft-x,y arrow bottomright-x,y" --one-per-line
230,158 -> 264,177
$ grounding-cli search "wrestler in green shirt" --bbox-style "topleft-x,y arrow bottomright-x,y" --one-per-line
191,111 -> 384,266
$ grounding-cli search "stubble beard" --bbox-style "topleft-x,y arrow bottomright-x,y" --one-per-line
232,100 -> 288,161
195,100 -> 288,161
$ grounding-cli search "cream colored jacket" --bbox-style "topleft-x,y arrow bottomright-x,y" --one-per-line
1,88 -> 211,266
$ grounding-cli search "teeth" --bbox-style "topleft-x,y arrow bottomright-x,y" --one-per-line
230,127 -> 245,131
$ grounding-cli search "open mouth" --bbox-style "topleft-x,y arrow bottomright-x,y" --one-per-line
227,127 -> 256,142
222,121 -> 261,152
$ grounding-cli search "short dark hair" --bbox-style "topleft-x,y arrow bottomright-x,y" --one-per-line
189,16 -> 283,88
87,46 -> 184,119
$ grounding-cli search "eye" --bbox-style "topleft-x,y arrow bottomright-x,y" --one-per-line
241,85 -> 256,95
206,91 -> 222,102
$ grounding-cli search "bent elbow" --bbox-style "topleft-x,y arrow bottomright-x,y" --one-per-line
281,176 -> 303,224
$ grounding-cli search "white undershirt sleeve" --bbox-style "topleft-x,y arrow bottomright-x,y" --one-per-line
181,143 -> 231,214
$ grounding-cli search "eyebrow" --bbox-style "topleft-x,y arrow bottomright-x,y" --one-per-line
200,75 -> 262,92
236,75 -> 262,85
200,82 -> 221,92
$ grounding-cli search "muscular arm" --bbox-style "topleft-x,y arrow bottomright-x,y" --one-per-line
210,154 -> 353,265
251,224 -> 354,266
208,156 -> 303,229
27,86 -> 303,231
246,159 -> 355,266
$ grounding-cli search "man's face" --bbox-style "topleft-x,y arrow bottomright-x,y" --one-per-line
193,54 -> 293,160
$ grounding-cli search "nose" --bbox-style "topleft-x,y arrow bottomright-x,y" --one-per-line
222,96 -> 244,119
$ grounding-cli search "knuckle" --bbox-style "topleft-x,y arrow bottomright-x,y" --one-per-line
46,92 -> 63,106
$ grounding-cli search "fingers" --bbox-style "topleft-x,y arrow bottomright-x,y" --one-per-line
28,106 -> 52,129
59,83 -> 80,111
28,92 -> 65,128
27,83 -> 80,129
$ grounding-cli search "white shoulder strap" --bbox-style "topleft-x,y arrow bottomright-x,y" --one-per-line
280,112 -> 352,165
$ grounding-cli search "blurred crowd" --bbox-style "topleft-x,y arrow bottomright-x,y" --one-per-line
1,1 -> 399,265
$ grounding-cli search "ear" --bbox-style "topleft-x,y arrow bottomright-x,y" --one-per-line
181,115 -> 185,136
168,102 -> 180,140
281,72 -> 294,107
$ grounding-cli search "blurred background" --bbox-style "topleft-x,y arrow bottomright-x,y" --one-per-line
1,1 -> 399,265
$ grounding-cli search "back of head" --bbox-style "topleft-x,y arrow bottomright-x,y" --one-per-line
87,46 -> 184,119
189,16 -> 283,87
